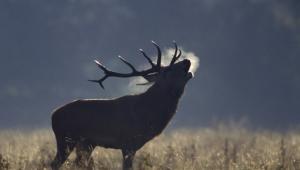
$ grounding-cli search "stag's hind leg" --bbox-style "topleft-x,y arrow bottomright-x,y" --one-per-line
74,142 -> 95,169
51,135 -> 75,170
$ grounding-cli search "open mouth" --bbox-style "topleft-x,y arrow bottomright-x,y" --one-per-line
184,60 -> 191,73
184,60 -> 193,79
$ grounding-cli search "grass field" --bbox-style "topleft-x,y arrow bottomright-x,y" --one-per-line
1,125 -> 300,170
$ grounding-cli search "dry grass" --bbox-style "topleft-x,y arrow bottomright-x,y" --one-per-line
1,125 -> 300,170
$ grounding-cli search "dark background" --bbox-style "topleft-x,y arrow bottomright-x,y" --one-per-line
0,0 -> 299,129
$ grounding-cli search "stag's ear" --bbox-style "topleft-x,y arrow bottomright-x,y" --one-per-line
143,73 -> 159,82
135,73 -> 159,86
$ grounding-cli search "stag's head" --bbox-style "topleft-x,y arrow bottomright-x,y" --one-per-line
89,41 -> 193,94
150,59 -> 193,93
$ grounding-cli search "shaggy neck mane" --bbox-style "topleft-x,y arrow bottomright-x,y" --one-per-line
136,82 -> 185,134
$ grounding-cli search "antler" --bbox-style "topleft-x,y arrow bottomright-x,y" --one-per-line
169,41 -> 182,66
89,41 -> 163,89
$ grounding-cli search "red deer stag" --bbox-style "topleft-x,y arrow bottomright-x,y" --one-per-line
51,41 -> 194,170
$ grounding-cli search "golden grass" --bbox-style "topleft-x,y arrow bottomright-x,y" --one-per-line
1,125 -> 300,170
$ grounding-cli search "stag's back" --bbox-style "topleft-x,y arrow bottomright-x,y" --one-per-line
51,96 -> 141,145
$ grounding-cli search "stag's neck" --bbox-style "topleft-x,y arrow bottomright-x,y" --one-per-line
137,83 -> 184,132
144,83 -> 183,105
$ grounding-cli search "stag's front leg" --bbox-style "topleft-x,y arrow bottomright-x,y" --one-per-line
51,135 -> 76,170
74,142 -> 94,169
122,149 -> 136,170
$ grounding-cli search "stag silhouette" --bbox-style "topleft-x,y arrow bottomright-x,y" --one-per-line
51,41 -> 194,170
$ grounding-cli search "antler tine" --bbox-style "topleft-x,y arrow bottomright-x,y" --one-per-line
139,49 -> 156,68
151,41 -> 162,69
176,49 -> 182,59
89,54 -> 160,89
90,42 -> 167,89
93,60 -> 110,74
118,55 -> 137,73
169,41 -> 179,66
88,75 -> 108,89
88,60 -> 110,89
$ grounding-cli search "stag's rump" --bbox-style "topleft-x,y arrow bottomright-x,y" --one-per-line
51,97 -> 139,147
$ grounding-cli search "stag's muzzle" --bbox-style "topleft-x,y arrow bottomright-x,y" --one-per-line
183,59 -> 193,79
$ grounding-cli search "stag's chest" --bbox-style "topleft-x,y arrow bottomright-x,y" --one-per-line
133,107 -> 174,135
